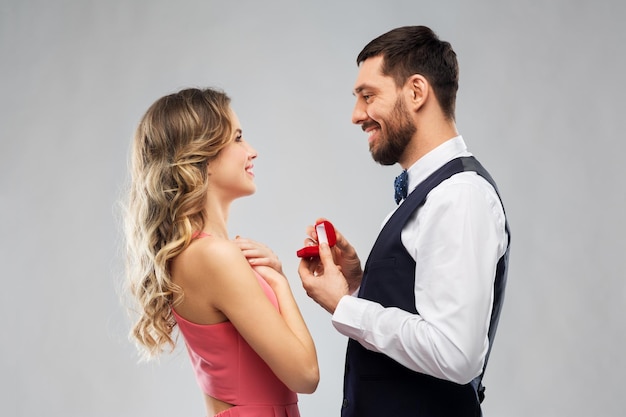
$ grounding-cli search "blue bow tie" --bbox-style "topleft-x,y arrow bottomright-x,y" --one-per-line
394,170 -> 408,204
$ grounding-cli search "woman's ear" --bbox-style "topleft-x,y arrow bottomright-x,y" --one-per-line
406,74 -> 429,111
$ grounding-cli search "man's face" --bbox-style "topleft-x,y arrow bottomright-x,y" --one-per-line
352,56 -> 416,166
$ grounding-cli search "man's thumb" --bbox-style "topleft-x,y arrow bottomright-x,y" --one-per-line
318,243 -> 335,266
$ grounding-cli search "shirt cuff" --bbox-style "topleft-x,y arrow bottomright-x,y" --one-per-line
331,295 -> 371,339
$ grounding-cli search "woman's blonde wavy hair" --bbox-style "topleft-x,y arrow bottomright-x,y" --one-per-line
124,87 -> 233,359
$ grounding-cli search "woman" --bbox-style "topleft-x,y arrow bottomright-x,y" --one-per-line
124,87 -> 319,416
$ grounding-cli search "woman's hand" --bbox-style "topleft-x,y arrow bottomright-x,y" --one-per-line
234,236 -> 284,275
252,264 -> 288,289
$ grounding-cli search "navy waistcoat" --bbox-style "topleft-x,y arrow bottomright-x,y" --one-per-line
341,157 -> 510,417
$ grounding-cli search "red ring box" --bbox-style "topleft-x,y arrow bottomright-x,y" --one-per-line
296,221 -> 336,258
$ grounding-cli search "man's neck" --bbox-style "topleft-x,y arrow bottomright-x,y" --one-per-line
400,121 -> 458,168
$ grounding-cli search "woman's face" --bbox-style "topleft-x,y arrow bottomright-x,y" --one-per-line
207,109 -> 258,201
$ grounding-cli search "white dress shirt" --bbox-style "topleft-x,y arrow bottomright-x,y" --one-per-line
332,136 -> 508,385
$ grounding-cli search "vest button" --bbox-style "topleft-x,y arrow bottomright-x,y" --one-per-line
342,398 -> 349,408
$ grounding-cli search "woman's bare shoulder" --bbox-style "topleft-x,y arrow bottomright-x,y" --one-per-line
172,236 -> 252,287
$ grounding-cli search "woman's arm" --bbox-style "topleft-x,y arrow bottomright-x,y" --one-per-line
183,238 -> 319,393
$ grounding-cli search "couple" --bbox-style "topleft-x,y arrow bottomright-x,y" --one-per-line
124,25 -> 511,417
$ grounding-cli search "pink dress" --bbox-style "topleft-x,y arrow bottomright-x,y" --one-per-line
171,235 -> 300,417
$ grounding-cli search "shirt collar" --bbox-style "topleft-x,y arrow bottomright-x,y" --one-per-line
405,135 -> 471,194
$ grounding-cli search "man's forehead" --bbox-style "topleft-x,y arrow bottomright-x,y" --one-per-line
353,56 -> 390,93
358,55 -> 384,75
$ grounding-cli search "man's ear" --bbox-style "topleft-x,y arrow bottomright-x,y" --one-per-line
406,74 -> 429,111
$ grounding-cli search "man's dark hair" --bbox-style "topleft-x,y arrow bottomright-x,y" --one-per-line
357,26 -> 459,120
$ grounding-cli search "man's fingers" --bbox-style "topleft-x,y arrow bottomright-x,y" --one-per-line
318,243 -> 336,269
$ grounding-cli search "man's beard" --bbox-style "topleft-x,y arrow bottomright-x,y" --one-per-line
369,98 -> 416,166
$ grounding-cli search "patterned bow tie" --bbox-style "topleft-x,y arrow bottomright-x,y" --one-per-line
394,169 -> 408,204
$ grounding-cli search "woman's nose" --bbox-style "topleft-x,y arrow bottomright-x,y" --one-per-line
248,144 -> 258,159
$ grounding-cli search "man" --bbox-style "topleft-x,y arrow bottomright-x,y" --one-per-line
298,26 -> 510,417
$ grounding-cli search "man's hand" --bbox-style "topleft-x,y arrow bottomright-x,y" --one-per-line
299,242 -> 351,314
302,218 -> 363,293
331,227 -> 363,294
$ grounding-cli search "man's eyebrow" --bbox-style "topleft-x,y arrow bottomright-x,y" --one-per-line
353,85 -> 369,96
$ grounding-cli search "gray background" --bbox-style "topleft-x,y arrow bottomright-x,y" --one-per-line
1,0 -> 624,416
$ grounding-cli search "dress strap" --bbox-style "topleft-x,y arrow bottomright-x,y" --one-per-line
192,231 -> 210,239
